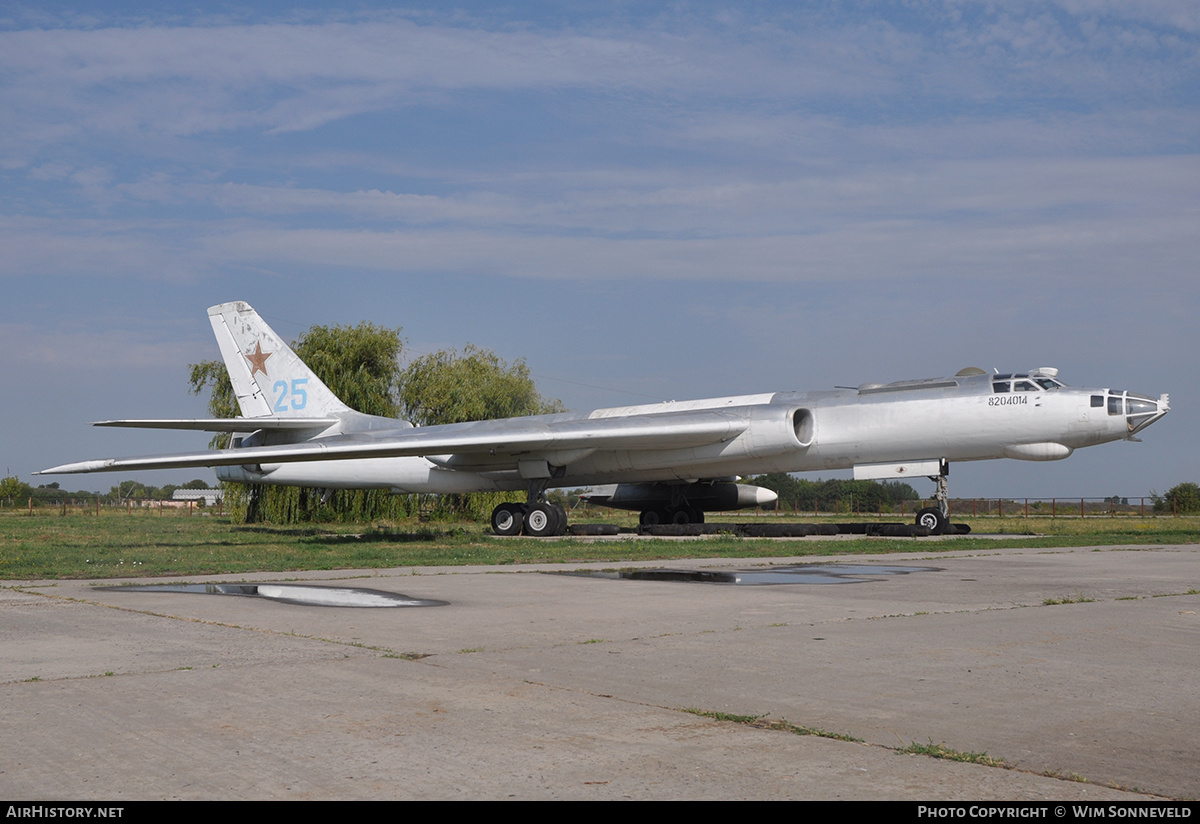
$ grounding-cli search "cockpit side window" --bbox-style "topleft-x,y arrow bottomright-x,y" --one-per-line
993,373 -> 1063,394
1108,395 -> 1123,415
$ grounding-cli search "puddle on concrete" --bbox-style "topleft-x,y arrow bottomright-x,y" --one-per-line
561,563 -> 940,586
102,583 -> 447,608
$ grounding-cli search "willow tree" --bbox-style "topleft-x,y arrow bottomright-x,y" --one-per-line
398,344 -> 564,426
397,344 -> 565,519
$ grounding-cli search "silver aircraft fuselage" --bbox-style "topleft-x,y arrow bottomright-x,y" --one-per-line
211,370 -> 1166,493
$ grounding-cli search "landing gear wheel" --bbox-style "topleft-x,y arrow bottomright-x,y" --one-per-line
915,507 -> 948,535
640,508 -> 670,526
524,502 -> 561,537
668,506 -> 704,525
491,502 -> 525,536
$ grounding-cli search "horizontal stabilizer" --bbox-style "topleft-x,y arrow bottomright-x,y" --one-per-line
94,418 -> 339,432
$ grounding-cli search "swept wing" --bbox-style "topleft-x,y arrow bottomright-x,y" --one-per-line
38,410 -> 748,475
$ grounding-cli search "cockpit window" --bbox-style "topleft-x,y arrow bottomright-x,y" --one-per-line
993,373 -> 1065,393
1108,395 -> 1122,415
1127,397 -> 1156,415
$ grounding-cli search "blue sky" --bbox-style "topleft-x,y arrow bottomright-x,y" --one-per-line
3,1 -> 1196,499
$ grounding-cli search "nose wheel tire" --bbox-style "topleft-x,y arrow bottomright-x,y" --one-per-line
915,506 -> 948,535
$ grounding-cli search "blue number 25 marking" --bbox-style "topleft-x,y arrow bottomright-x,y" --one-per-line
272,378 -> 308,412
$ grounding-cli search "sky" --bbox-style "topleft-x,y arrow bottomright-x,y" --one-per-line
2,1 -> 1197,500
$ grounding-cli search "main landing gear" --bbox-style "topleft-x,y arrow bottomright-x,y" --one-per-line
490,496 -> 568,538
914,462 -> 951,535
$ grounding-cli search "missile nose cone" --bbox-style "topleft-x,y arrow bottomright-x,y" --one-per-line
733,484 -> 777,508
755,487 -> 778,505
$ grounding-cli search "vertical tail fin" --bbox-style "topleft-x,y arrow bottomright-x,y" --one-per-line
207,302 -> 351,418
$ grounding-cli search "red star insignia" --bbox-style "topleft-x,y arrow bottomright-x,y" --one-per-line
244,340 -> 273,378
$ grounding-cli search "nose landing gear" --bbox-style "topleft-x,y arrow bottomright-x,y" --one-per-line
914,505 -> 947,534
915,462 -> 951,535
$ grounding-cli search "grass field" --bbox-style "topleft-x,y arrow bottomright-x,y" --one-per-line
2,507 -> 1197,580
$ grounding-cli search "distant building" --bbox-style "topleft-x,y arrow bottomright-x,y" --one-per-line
171,488 -> 223,506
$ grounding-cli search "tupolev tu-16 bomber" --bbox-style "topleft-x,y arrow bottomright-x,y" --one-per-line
39,301 -> 1170,536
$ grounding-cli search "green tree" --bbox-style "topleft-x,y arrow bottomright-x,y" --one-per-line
188,361 -> 239,451
294,322 -> 403,418
188,361 -> 239,418
398,344 -> 564,426
398,345 -> 565,519
0,475 -> 33,506
1152,482 -> 1200,515
109,480 -> 148,503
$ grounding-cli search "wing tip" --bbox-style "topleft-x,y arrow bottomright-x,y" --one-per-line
36,460 -> 105,475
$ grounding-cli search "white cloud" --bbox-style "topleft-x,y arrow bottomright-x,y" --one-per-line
1,6 -> 1191,158
0,320 -> 202,370
4,152 -> 1196,289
